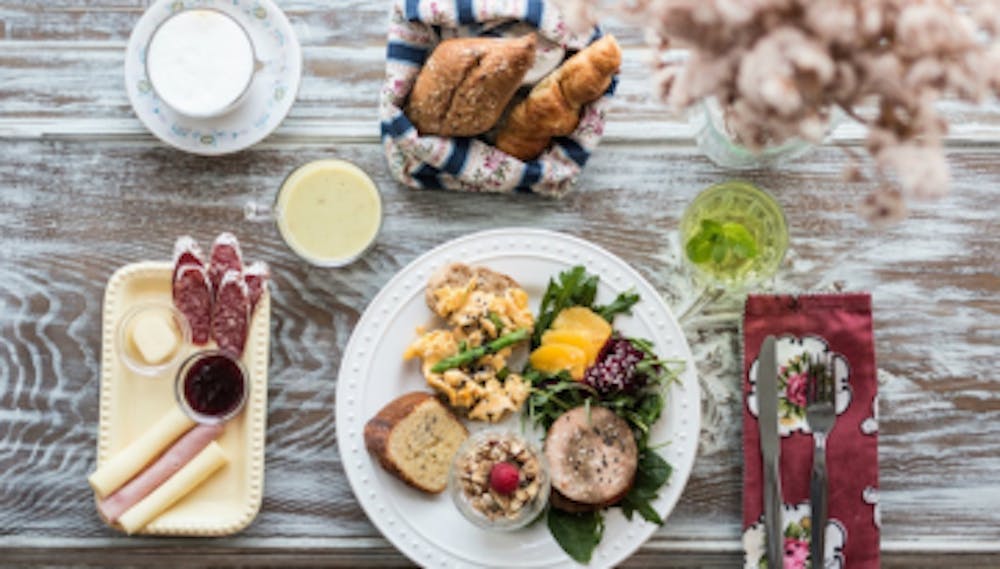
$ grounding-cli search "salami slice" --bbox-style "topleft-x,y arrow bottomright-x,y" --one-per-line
211,270 -> 250,357
208,232 -> 243,290
172,235 -> 204,284
173,264 -> 213,345
244,261 -> 270,313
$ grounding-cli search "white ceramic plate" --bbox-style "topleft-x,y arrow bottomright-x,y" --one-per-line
336,228 -> 701,568
124,0 -> 302,156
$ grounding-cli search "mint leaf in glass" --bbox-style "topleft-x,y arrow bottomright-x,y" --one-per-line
721,222 -> 758,260
685,233 -> 714,263
685,218 -> 759,267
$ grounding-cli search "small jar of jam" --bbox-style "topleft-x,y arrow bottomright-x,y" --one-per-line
175,350 -> 249,424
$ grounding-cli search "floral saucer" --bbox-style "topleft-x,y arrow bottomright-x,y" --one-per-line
124,0 -> 302,156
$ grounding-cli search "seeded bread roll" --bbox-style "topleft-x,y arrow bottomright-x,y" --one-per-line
406,35 -> 537,137
364,392 -> 469,494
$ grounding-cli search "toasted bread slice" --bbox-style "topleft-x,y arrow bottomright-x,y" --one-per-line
364,392 -> 468,494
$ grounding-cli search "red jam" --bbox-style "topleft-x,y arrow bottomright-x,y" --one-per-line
183,354 -> 245,418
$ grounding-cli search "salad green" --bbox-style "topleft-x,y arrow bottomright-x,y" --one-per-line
524,266 -> 683,563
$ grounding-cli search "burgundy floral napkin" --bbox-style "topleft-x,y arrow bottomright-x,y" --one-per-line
742,293 -> 879,569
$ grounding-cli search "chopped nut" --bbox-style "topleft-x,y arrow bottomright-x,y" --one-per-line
455,433 -> 545,522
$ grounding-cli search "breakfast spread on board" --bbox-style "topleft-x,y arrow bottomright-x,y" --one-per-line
367,263 -> 683,563
404,33 -> 621,161
103,0 -> 690,561
91,232 -> 270,534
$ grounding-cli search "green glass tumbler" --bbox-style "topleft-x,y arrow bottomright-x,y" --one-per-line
679,180 -> 789,291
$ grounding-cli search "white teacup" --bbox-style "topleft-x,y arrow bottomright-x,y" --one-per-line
145,9 -> 257,119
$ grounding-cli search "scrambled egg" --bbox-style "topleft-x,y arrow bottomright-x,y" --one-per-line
403,272 -> 534,423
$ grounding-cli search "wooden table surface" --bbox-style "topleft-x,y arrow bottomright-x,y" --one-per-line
2,1 -> 999,567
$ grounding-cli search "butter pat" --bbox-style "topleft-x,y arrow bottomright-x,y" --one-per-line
130,311 -> 180,365
89,407 -> 196,498
118,442 -> 228,534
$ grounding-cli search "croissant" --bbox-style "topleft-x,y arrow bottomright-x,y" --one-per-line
495,35 -> 621,161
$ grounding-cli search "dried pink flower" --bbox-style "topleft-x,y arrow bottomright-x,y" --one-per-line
554,0 -> 1000,224
858,185 -> 908,228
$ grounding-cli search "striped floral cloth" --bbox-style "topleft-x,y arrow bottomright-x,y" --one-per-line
380,0 -> 616,196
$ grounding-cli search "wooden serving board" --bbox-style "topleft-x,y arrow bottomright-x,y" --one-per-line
96,261 -> 270,536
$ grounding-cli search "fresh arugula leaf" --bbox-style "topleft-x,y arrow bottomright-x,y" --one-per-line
533,266 -> 600,347
578,273 -> 599,308
525,368 -> 595,430
631,393 -> 664,447
619,492 -> 662,524
636,448 -> 673,490
620,449 -> 673,524
547,508 -> 605,564
594,290 -> 640,321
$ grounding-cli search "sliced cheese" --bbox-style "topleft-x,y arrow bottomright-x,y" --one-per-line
89,406 -> 196,498
118,441 -> 228,534
130,310 -> 180,365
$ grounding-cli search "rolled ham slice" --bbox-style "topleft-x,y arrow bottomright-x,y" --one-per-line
89,407 -> 196,498
97,423 -> 224,523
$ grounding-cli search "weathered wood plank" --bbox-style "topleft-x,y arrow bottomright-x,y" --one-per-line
0,138 -> 997,565
1,0 -> 1000,564
2,11 -> 1000,141
4,543 -> 1000,568
0,0 -> 394,45
0,0 -> 651,45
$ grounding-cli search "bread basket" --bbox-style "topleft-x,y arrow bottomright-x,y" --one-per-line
380,0 -> 616,197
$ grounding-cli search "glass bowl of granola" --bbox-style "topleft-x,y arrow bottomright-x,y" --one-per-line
448,430 -> 550,531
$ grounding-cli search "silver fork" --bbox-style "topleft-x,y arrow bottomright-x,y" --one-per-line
805,351 -> 836,569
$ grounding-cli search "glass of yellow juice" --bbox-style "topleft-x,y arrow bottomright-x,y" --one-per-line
246,159 -> 382,267
679,180 -> 788,290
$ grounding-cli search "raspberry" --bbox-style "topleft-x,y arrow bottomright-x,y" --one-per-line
489,461 -> 520,495
584,336 -> 648,395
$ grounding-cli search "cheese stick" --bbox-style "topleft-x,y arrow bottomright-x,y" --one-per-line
98,423 -> 224,523
118,441 -> 228,534
89,406 -> 196,498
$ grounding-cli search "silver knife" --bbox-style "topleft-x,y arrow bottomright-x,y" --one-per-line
757,335 -> 783,568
